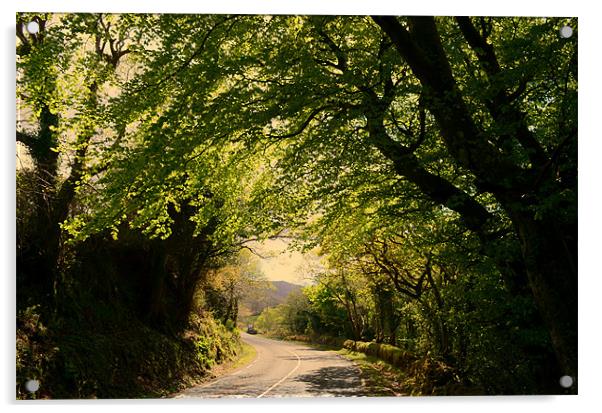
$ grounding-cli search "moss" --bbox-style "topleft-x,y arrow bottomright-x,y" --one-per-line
341,340 -> 483,395
342,340 -> 417,370
16,299 -> 241,399
342,339 -> 356,350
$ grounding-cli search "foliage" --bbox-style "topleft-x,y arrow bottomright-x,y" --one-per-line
16,293 -> 241,399
16,13 -> 577,396
201,250 -> 270,325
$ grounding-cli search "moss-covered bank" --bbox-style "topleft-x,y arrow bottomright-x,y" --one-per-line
17,301 -> 241,399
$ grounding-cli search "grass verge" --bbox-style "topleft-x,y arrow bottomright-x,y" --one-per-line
224,340 -> 257,372
170,336 -> 257,397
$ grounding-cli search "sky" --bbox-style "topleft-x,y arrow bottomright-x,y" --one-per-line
247,238 -> 322,286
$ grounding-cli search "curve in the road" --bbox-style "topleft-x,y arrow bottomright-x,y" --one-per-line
175,332 -> 365,398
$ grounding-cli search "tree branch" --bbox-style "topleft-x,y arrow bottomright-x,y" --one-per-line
16,131 -> 37,149
139,15 -> 239,93
362,89 -> 494,235
371,16 -> 529,191
455,16 -> 548,169
314,26 -> 348,72
16,21 -> 29,47
267,105 -> 331,140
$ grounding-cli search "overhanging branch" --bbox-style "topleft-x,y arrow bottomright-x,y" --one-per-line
16,131 -> 37,149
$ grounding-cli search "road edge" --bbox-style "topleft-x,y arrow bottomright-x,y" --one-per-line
169,332 -> 259,398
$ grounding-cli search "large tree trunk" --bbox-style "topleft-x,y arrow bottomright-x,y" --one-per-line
17,103 -> 61,305
508,209 -> 578,378
372,15 -> 578,383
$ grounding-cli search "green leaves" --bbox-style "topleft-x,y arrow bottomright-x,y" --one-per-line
17,12 -> 577,394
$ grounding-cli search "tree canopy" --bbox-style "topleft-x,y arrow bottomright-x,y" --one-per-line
16,13 -> 577,396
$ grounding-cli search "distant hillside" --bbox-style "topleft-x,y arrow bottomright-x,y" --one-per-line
270,280 -> 303,303
239,280 -> 303,316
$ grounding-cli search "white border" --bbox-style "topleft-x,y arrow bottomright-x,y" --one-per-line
3,1 -> 600,412
7,0 -> 582,16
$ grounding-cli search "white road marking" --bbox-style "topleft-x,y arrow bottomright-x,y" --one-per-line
244,349 -> 262,369
256,348 -> 301,398
197,376 -> 224,388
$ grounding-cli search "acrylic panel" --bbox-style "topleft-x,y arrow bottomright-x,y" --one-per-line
16,12 -> 577,399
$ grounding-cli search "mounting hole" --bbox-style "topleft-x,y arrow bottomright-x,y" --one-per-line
25,379 -> 40,393
559,375 -> 573,388
26,21 -> 40,34
559,25 -> 573,39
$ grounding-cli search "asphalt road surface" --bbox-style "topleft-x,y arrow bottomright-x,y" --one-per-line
175,332 -> 366,398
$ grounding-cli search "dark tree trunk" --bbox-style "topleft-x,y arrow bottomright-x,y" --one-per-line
507,209 -> 578,378
372,15 -> 578,383
17,104 -> 61,305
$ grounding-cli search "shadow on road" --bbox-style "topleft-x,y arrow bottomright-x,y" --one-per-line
292,366 -> 366,396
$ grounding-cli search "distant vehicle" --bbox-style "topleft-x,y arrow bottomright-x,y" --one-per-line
246,325 -> 258,334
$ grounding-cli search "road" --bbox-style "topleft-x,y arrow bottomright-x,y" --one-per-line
175,332 -> 366,398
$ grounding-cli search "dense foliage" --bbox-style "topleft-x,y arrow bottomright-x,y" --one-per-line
17,13 -> 577,397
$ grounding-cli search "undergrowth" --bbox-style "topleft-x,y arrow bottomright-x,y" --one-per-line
16,300 -> 240,399
340,341 -> 484,396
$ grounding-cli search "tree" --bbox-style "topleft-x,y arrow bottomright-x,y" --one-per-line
17,13 -> 139,304
204,250 -> 268,325
18,13 -> 575,395
371,16 -> 577,378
